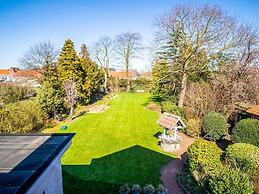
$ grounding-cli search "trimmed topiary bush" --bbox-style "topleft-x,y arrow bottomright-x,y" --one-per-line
208,168 -> 254,194
232,119 -> 259,146
225,143 -> 259,175
187,139 -> 222,176
202,112 -> 227,141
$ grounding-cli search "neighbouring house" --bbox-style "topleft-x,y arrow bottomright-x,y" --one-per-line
139,71 -> 152,80
0,67 -> 41,87
0,133 -> 74,194
109,69 -> 139,80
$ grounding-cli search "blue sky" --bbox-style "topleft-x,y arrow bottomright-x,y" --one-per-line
0,0 -> 259,70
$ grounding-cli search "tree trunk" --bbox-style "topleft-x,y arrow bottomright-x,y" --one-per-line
102,68 -> 108,93
126,58 -> 130,92
126,72 -> 130,92
69,106 -> 74,120
104,71 -> 108,93
178,73 -> 187,108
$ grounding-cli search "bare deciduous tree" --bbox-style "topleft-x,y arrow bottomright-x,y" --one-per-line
63,81 -> 78,120
115,32 -> 143,91
92,36 -> 113,93
155,5 -> 256,108
19,41 -> 58,70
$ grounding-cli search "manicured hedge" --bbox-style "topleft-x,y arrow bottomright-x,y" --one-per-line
202,112 -> 227,141
225,143 -> 259,175
208,168 -> 254,194
187,139 -> 222,175
232,119 -> 259,146
0,100 -> 46,133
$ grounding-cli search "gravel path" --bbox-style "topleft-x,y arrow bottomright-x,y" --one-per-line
160,132 -> 195,194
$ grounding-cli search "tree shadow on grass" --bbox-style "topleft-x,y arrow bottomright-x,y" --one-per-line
62,145 -> 173,194
142,95 -> 163,106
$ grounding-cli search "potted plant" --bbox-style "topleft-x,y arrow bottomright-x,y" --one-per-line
156,184 -> 166,194
132,184 -> 142,194
119,184 -> 130,194
143,184 -> 155,194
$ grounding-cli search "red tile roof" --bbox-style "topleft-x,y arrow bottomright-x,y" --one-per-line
12,70 -> 41,78
0,69 -> 41,78
109,71 -> 139,79
246,105 -> 259,116
157,112 -> 181,130
0,70 -> 9,75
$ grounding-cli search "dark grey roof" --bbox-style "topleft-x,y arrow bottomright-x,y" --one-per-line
0,133 -> 75,194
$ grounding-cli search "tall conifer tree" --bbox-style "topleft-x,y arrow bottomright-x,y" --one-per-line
57,39 -> 82,118
57,39 -> 82,82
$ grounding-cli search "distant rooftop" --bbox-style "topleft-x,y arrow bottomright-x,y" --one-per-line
109,70 -> 139,79
0,68 -> 41,78
0,133 -> 74,194
246,105 -> 259,116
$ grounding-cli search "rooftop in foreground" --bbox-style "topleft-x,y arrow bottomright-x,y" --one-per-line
0,133 -> 74,194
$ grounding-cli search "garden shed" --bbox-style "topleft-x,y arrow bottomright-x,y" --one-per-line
246,105 -> 259,120
233,103 -> 259,126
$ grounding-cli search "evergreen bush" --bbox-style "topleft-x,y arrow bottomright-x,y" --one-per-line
232,118 -> 259,146
202,112 -> 227,141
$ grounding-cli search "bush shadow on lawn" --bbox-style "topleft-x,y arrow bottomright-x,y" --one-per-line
62,145 -> 173,194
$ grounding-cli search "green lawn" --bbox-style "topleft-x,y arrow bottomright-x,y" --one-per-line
50,93 -> 174,193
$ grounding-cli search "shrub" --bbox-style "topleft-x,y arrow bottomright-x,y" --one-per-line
143,184 -> 155,194
186,118 -> 201,137
208,168 -> 254,194
232,119 -> 259,146
156,184 -> 166,194
178,166 -> 203,194
0,100 -> 46,133
131,185 -> 142,193
119,184 -> 130,194
146,102 -> 161,112
202,112 -> 227,141
161,101 -> 185,118
187,139 -> 222,176
36,81 -> 65,117
0,84 -> 34,105
225,143 -> 259,175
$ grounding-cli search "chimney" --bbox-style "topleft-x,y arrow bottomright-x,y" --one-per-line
10,67 -> 19,73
